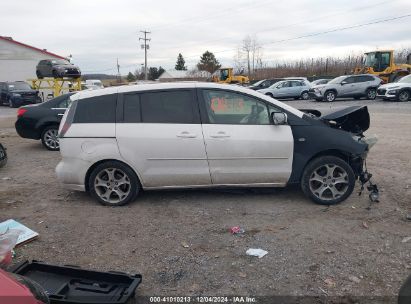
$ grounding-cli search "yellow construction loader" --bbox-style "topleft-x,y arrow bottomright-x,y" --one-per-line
354,50 -> 411,83
211,68 -> 249,84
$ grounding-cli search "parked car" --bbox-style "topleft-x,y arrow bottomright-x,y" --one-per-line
56,82 -> 376,207
311,79 -> 330,86
308,74 -> 381,102
377,74 -> 411,102
257,80 -> 311,100
0,81 -> 40,108
248,78 -> 284,90
36,59 -> 81,79
85,79 -> 104,88
15,93 -> 75,151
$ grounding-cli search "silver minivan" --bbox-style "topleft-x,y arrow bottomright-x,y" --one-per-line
56,82 -> 376,206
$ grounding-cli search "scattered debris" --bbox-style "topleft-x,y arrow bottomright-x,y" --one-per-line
326,250 -> 335,254
351,206 -> 356,209
0,219 -> 38,246
239,272 -> 247,278
230,226 -> 245,235
401,237 -> 411,243
319,287 -> 328,295
324,278 -> 336,288
349,275 -> 361,283
406,214 -> 411,221
362,221 -> 369,229
1,177 -> 11,181
246,248 -> 268,258
181,241 -> 190,248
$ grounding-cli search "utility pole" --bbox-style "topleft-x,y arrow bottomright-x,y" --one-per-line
116,58 -> 121,83
139,30 -> 150,80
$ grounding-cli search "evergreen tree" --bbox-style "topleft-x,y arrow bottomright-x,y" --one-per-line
197,51 -> 221,73
126,71 -> 136,82
175,53 -> 187,70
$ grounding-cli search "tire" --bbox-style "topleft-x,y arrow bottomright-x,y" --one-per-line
88,161 -> 140,206
301,156 -> 355,205
9,274 -> 50,304
324,91 -> 336,102
52,70 -> 59,78
366,88 -> 377,100
300,91 -> 309,100
398,90 -> 410,102
41,126 -> 60,151
0,144 -> 7,168
36,70 -> 43,79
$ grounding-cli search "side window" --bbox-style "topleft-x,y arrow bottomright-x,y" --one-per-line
291,81 -> 302,87
57,96 -> 71,108
344,77 -> 355,84
140,90 -> 194,123
364,75 -> 375,82
202,89 -> 270,125
123,94 -> 141,123
73,94 -> 117,123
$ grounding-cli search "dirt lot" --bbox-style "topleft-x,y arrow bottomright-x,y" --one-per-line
0,99 -> 410,301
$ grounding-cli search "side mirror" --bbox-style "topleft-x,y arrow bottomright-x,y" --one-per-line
271,112 -> 287,125
341,81 -> 347,85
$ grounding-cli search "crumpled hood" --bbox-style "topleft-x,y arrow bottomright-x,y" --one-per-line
320,106 -> 370,135
311,84 -> 326,90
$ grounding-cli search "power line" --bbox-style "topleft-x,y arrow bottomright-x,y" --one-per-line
139,30 -> 151,80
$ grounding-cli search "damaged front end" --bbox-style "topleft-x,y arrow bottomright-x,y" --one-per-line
302,106 -> 380,203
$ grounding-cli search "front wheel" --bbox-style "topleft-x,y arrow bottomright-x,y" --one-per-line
89,161 -> 140,206
301,156 -> 355,205
366,88 -> 377,100
41,126 -> 60,151
398,90 -> 410,102
324,91 -> 336,102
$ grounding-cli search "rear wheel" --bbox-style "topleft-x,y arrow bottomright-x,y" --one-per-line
398,90 -> 410,102
300,91 -> 310,100
89,161 -> 140,206
366,88 -> 377,100
41,126 -> 60,151
324,91 -> 336,102
301,156 -> 355,205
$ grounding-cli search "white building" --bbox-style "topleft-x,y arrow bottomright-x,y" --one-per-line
0,36 -> 66,82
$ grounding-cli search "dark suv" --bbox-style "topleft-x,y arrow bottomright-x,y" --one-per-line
36,59 -> 81,79
0,81 -> 40,108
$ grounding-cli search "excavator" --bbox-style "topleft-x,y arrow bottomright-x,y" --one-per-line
354,50 -> 411,83
211,68 -> 249,85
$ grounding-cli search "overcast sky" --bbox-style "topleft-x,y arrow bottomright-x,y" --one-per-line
2,0 -> 411,74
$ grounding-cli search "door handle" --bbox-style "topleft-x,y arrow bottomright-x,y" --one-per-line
57,113 -> 64,116
176,131 -> 197,138
210,131 -> 230,138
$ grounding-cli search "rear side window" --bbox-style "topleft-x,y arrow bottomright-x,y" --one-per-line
123,94 -> 141,123
73,94 -> 117,123
140,90 -> 195,123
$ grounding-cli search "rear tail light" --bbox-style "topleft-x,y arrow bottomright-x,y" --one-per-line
17,108 -> 27,117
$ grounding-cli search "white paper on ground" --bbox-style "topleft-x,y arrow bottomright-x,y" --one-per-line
246,248 -> 268,258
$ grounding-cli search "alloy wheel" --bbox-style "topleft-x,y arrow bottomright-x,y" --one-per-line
309,164 -> 349,201
367,89 -> 376,100
94,168 -> 131,204
43,129 -> 59,150
301,92 -> 309,100
326,92 -> 335,102
399,91 -> 410,102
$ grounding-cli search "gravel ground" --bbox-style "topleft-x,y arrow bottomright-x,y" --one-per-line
0,99 -> 410,302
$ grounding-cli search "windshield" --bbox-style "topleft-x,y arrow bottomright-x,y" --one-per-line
269,81 -> 284,88
397,75 -> 411,83
328,76 -> 346,84
251,80 -> 265,87
8,82 -> 32,91
51,59 -> 70,65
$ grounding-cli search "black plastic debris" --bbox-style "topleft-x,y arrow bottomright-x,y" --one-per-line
10,260 -> 142,304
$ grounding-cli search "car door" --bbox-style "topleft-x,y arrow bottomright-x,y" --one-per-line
289,81 -> 303,97
199,88 -> 294,185
116,89 -> 212,188
339,76 -> 356,97
273,81 -> 291,98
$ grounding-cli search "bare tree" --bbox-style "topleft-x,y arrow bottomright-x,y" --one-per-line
241,35 -> 262,77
